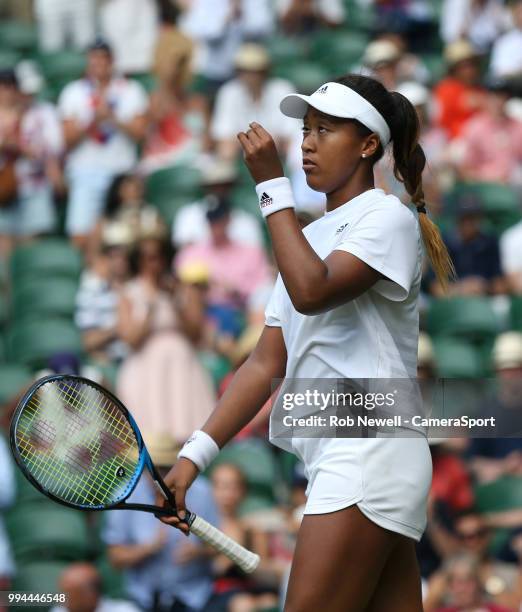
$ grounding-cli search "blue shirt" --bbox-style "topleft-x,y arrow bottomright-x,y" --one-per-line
103,476 -> 219,610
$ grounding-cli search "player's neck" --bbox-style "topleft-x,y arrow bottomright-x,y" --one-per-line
326,172 -> 375,213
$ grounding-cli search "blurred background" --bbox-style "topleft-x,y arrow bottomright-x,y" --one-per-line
0,0 -> 521,610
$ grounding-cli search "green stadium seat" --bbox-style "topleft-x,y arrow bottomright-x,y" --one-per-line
209,440 -> 277,500
446,182 -> 522,235
420,53 -> 446,84
427,297 -> 500,341
96,554 -> 126,599
0,291 -> 7,328
6,502 -> 93,561
230,186 -> 260,215
11,560 -> 69,611
10,239 -> 83,283
132,73 -> 158,93
510,296 -> 522,332
0,22 -> 37,53
7,318 -> 83,368
311,30 -> 369,74
150,195 -> 191,227
0,49 -> 21,70
0,363 -> 32,404
0,334 -> 5,362
38,51 -> 86,83
474,476 -> 522,513
13,465 -> 47,506
268,35 -> 309,65
239,493 -> 276,517
146,165 -> 203,201
273,61 -> 330,94
12,277 -> 79,321
432,337 -> 485,378
198,351 -> 232,389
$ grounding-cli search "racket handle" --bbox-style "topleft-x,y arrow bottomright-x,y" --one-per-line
188,514 -> 260,574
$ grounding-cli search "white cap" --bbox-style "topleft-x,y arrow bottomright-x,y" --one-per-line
280,81 -> 391,146
396,81 -> 430,108
16,60 -> 44,95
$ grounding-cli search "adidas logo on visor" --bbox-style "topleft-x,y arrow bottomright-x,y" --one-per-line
260,192 -> 273,208
317,85 -> 329,94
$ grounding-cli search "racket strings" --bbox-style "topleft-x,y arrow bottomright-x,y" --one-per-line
15,379 -> 140,508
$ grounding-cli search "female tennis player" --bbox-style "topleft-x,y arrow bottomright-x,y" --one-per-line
157,74 -> 454,611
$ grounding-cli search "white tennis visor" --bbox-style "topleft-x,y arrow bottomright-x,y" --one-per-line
280,81 -> 391,146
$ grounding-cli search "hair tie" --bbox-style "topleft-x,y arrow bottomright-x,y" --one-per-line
416,203 -> 427,215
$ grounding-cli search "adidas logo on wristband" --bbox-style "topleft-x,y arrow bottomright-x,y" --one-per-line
260,192 -> 273,208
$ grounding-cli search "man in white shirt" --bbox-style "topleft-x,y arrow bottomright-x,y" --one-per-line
100,0 -> 159,75
178,0 -> 274,89
211,44 -> 296,161
491,0 -> 522,78
35,0 -> 96,52
59,40 -> 149,249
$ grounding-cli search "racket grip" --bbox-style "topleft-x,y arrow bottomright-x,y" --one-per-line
189,514 -> 260,573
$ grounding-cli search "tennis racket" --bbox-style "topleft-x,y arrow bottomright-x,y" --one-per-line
9,374 -> 260,573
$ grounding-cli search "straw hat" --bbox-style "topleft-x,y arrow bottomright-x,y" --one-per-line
235,43 -> 270,71
444,40 -> 479,67
144,432 -> 180,467
493,332 -> 522,370
363,40 -> 401,68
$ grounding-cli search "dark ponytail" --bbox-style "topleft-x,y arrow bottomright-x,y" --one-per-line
335,74 -> 455,290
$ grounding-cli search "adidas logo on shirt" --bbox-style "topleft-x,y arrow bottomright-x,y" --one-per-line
260,192 -> 273,208
336,223 -> 349,234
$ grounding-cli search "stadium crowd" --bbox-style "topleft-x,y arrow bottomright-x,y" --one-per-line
0,0 -> 522,610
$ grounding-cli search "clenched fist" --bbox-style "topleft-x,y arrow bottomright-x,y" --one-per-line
237,122 -> 285,184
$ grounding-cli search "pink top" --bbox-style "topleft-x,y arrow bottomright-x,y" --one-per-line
175,240 -> 272,309
459,113 -> 522,183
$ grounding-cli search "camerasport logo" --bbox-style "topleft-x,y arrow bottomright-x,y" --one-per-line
260,192 -> 273,208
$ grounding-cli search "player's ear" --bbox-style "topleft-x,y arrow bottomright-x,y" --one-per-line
361,133 -> 380,159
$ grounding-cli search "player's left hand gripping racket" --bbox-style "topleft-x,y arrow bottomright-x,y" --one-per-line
9,375 -> 260,573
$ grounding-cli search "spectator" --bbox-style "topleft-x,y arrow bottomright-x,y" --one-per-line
59,40 -> 149,250
500,216 -> 522,294
454,77 -> 522,184
469,332 -> 522,482
116,235 -> 215,443
434,40 -> 485,140
362,39 -> 404,91
0,65 -> 62,257
429,197 -> 506,296
453,512 -> 520,606
276,0 -> 345,34
90,173 -> 165,259
440,0 -> 510,52
172,157 -> 263,248
490,0 -> 522,79
178,0 -> 274,96
141,7 -> 206,175
50,563 -> 140,612
104,433 -> 219,611
210,463 -> 278,611
75,222 -> 132,368
424,552 -> 514,611
210,43 -> 295,161
100,0 -> 159,76
0,436 -> 15,612
34,0 -> 96,52
175,195 -> 273,339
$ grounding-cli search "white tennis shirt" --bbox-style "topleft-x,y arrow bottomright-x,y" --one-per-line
266,187 -> 422,381
265,188 -> 424,455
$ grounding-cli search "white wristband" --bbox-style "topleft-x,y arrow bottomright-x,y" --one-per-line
255,177 -> 295,218
177,430 -> 220,472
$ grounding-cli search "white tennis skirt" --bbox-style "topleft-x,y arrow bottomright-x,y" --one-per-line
292,435 -> 432,541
